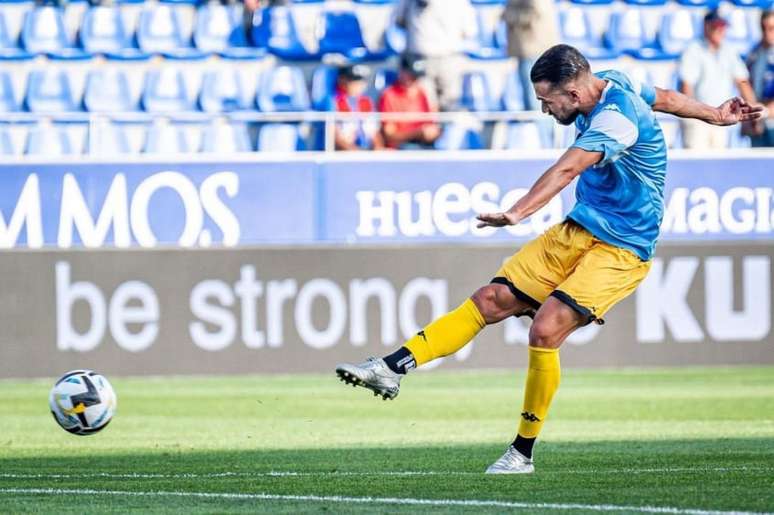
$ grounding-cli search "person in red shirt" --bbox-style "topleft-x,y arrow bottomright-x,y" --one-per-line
333,64 -> 384,151
378,56 -> 441,150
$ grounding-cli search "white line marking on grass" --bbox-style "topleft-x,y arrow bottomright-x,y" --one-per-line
0,487 -> 766,515
0,466 -> 770,480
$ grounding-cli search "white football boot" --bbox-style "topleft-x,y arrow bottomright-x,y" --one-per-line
485,446 -> 535,474
335,357 -> 401,400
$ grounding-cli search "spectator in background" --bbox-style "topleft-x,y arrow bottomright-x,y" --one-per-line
378,55 -> 441,149
746,10 -> 774,147
332,64 -> 383,151
502,0 -> 559,111
393,0 -> 478,111
678,10 -> 758,149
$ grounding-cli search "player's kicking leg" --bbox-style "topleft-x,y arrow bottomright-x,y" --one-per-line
335,283 -> 532,400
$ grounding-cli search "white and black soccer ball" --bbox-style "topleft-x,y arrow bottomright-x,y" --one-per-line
49,370 -> 116,436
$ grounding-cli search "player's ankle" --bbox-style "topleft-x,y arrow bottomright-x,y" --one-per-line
512,434 -> 536,459
383,347 -> 416,375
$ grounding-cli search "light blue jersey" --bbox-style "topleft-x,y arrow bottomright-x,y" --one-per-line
569,69 -> 667,261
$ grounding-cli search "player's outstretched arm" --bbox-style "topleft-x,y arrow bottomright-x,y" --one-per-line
476,148 -> 602,229
652,88 -> 765,126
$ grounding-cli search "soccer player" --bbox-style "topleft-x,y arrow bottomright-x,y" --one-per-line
335,44 -> 764,474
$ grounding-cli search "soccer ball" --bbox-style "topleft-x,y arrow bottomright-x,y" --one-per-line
49,370 -> 116,435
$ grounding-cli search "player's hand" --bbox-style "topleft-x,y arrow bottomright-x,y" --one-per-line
476,212 -> 519,229
714,97 -> 765,126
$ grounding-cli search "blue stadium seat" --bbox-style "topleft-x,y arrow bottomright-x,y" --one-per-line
194,4 -> 247,53
605,10 -> 656,53
199,69 -> 250,112
137,5 -> 203,57
568,0 -> 614,4
318,10 -> 386,60
80,6 -> 130,54
674,0 -> 720,7
434,124 -> 484,150
501,71 -> 526,111
730,0 -> 770,7
22,7 -> 68,54
658,10 -> 700,55
84,69 -> 137,112
26,124 -> 76,155
353,0 -> 398,3
623,0 -> 667,5
0,71 -> 20,112
460,71 -> 497,112
311,65 -> 338,111
371,68 -> 397,94
0,12 -> 32,58
142,68 -> 195,113
87,123 -> 132,155
252,6 -> 318,61
468,12 -> 507,60
25,70 -> 80,112
201,122 -> 252,152
725,8 -> 755,55
256,65 -> 310,112
257,123 -> 305,151
143,123 -> 189,153
505,122 -> 544,150
560,8 -> 598,51
0,126 -> 14,155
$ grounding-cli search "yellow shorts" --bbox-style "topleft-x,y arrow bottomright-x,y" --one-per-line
492,221 -> 651,325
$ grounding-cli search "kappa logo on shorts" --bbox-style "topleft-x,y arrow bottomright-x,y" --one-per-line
521,411 -> 541,423
417,330 -> 427,342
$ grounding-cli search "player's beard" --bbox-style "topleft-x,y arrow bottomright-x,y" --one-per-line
554,109 -> 580,126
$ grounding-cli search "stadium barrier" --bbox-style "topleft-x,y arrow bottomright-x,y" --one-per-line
0,152 -> 772,248
0,242 -> 771,379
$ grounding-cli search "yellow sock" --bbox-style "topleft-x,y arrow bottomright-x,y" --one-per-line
404,298 -> 485,366
517,347 -> 561,439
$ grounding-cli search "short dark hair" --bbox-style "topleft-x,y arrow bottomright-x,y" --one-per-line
530,44 -> 591,88
762,9 -> 774,27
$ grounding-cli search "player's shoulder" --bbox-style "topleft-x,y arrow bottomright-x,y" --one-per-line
595,83 -> 639,122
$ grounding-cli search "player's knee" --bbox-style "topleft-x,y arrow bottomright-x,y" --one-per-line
529,320 -> 561,349
471,285 -> 509,324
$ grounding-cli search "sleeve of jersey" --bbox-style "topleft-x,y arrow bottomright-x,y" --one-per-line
571,106 -> 639,165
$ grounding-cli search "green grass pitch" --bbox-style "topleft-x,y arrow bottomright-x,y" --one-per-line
1,366 -> 773,514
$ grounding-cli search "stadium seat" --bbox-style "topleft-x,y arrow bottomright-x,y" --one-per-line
317,10 -> 388,60
353,0 -> 398,3
371,68 -> 397,94
674,0 -> 720,7
143,123 -> 189,153
658,10 -> 700,56
725,8 -> 755,55
730,0 -> 770,7
605,10 -> 655,53
137,5 -> 203,57
257,123 -> 305,152
256,65 -> 310,112
501,71 -> 526,112
0,71 -> 19,112
0,126 -> 14,154
0,11 -> 32,58
21,7 -> 69,54
142,68 -> 195,113
252,6 -> 319,61
623,0 -> 667,5
83,69 -> 137,112
560,7 -> 603,52
194,4 -> 247,53
200,121 -> 252,153
25,70 -> 80,112
460,71 -> 497,112
199,69 -> 250,113
86,123 -> 132,155
311,65 -> 338,111
25,124 -> 75,155
505,122 -> 544,150
568,0 -> 614,4
434,123 -> 484,150
468,13 -> 507,60
80,6 -> 130,54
